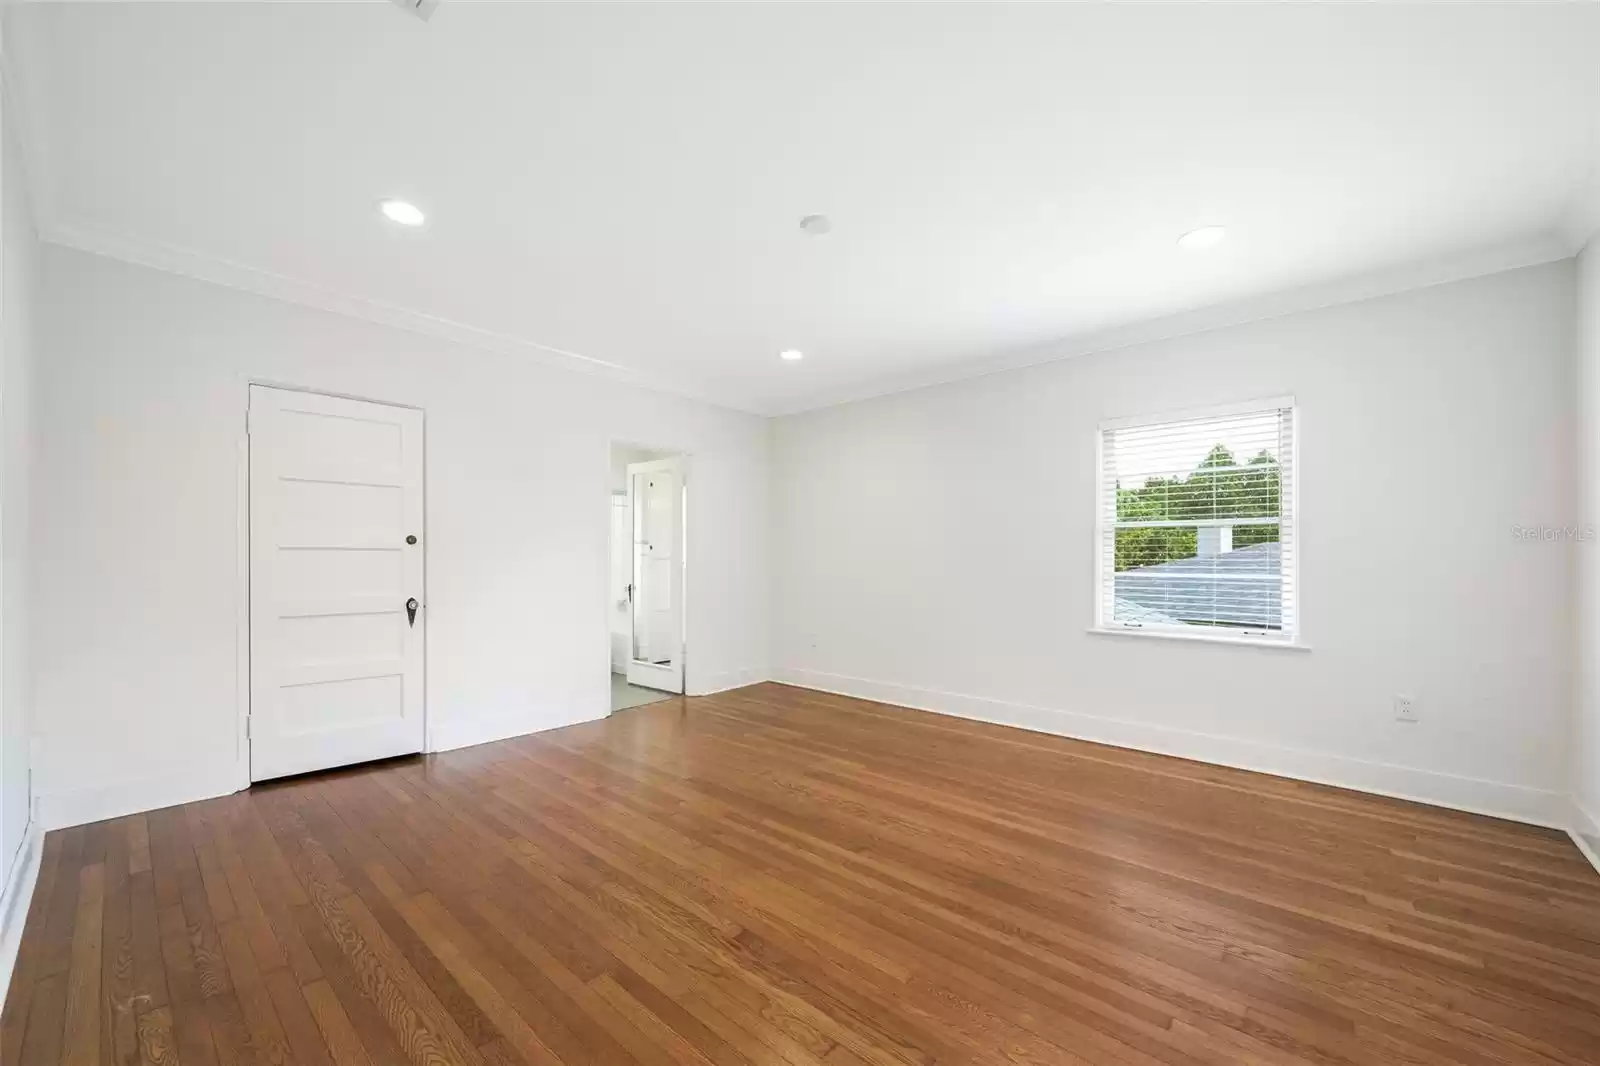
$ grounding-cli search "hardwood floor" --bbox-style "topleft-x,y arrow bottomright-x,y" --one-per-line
4,682 -> 1600,1066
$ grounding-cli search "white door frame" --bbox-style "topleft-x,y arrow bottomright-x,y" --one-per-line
237,382 -> 427,788
612,451 -> 689,696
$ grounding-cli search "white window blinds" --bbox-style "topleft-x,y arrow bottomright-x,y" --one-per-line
1098,400 -> 1296,640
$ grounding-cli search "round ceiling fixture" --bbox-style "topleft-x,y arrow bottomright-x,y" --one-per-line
799,214 -> 832,236
380,199 -> 426,227
1177,225 -> 1226,250
779,349 -> 805,362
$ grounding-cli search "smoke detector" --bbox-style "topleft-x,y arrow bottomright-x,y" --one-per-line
799,214 -> 832,237
390,0 -> 439,22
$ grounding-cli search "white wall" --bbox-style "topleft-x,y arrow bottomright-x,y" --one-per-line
33,246 -> 769,828
1576,243 -> 1600,857
0,33 -> 44,988
773,261 -> 1577,826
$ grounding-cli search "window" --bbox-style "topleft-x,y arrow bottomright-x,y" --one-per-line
1097,398 -> 1297,642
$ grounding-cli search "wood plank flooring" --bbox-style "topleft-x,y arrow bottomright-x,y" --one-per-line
5,682 -> 1600,1066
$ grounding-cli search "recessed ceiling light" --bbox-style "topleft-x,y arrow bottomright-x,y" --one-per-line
799,214 -> 832,236
780,349 -> 805,361
1177,225 -> 1226,250
380,199 -> 426,227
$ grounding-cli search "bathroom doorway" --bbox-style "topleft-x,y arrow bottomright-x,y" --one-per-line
609,443 -> 687,711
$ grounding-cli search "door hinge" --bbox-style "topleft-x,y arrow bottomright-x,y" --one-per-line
245,716 -> 252,740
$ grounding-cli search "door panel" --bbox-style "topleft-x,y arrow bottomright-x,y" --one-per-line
276,549 -> 403,600
280,613 -> 405,664
249,386 -> 425,781
278,480 -> 403,545
627,458 -> 684,693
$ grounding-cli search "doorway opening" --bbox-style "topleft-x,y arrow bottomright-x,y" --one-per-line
609,443 -> 687,712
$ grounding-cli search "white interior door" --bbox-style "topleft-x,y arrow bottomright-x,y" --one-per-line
627,458 -> 684,693
249,386 -> 425,781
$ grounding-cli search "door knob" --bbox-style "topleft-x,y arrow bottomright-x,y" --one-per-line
406,598 -> 419,627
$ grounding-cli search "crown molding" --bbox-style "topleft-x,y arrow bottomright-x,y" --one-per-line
772,230 -> 1577,416
41,217 -> 1578,425
1559,167 -> 1600,256
42,218 -> 769,415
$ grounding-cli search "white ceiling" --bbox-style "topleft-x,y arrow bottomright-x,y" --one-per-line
9,2 -> 1600,414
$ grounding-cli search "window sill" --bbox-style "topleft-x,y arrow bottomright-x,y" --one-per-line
1087,626 -> 1311,651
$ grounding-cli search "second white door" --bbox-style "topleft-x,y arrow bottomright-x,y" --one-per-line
249,386 -> 426,781
627,457 -> 684,693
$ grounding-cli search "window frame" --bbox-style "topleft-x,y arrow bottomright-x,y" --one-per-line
1093,396 -> 1301,647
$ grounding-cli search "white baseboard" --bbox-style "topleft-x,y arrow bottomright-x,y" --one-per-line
775,668 -> 1570,829
1570,797 -> 1600,877
0,819 -> 44,1006
37,764 -> 244,831
427,671 -> 769,753
37,704 -> 625,829
689,666 -> 769,697
429,705 -> 605,754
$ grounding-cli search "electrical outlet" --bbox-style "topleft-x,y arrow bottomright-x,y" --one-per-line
1394,695 -> 1419,724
